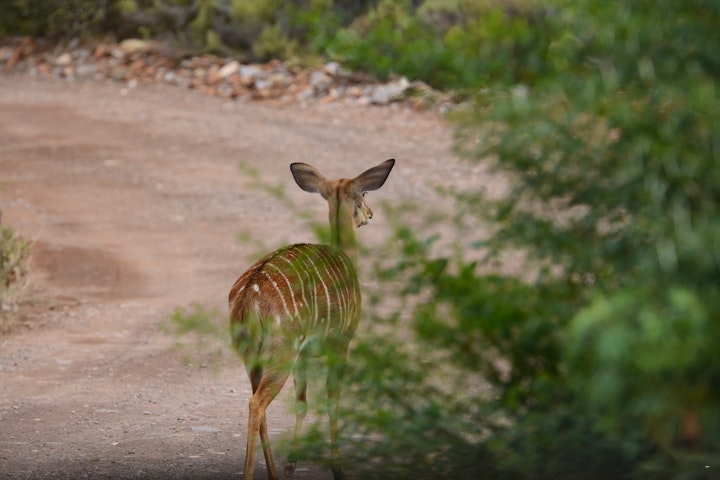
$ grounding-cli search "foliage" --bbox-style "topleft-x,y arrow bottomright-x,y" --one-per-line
163,303 -> 229,367
0,220 -> 30,332
293,0 -> 720,479
0,0 -> 120,38
459,0 -> 720,466
0,0 -> 554,89
322,0 -> 553,88
5,0 -> 717,477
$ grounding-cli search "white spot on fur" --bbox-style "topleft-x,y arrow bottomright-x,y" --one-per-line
252,284 -> 260,292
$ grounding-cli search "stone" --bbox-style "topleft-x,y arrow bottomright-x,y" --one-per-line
75,64 -> 97,78
370,77 -> 411,105
119,39 -> 151,54
218,60 -> 240,78
55,53 -> 72,67
296,86 -> 315,102
238,65 -> 263,80
310,70 -> 332,94
1,38 -> 450,112
323,61 -> 341,76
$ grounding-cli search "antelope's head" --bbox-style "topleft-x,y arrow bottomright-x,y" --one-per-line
290,159 -> 395,230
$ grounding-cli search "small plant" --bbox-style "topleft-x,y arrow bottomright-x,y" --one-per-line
0,218 -> 30,332
164,303 -> 228,367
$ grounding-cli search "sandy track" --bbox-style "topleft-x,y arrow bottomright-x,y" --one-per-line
0,74 -> 461,479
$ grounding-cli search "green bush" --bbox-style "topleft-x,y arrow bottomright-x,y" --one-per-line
293,0 -> 720,478
0,0 -> 120,38
322,0 -> 553,89
1,0 -> 554,90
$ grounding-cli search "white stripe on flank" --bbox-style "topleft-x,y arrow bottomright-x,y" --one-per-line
261,271 -> 292,319
312,274 -> 319,328
339,254 -> 358,320
294,246 -> 319,328
277,254 -> 310,325
266,262 -> 299,318
319,250 -> 347,330
303,251 -> 331,329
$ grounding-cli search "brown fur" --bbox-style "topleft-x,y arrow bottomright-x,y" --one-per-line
229,160 -> 394,480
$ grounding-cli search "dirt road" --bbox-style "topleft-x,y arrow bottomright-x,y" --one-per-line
0,73 -> 464,479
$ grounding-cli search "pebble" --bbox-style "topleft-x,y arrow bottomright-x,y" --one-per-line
238,64 -> 263,80
119,38 -> 151,54
54,53 -> 72,66
310,70 -> 332,94
370,77 -> 411,105
218,59 -> 239,78
75,64 -> 97,78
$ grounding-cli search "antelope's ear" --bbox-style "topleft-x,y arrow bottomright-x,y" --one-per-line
350,159 -> 395,194
290,162 -> 331,198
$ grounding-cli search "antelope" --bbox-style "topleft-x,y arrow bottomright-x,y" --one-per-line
229,159 -> 395,480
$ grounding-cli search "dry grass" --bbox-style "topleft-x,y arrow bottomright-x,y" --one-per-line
0,222 -> 30,333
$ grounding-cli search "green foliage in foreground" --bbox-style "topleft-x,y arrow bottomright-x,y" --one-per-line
292,0 -> 720,478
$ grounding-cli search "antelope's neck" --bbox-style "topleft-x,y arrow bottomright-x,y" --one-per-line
329,197 -> 358,266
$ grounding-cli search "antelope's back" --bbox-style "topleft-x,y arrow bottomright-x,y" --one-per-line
229,243 -> 361,342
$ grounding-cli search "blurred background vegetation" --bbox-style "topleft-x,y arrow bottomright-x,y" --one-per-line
3,0 -> 718,478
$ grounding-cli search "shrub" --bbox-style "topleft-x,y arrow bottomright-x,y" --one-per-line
295,0 -> 720,478
0,0 -> 120,38
0,219 -> 30,331
322,0 -> 553,89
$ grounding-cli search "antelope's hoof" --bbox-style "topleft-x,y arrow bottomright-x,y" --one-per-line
284,462 -> 296,478
331,465 -> 345,480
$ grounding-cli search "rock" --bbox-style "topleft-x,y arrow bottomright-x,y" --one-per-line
55,53 -> 72,67
36,62 -> 52,75
239,65 -> 263,80
111,66 -> 128,81
73,48 -> 90,61
206,64 -> 222,85
370,77 -> 411,105
296,86 -> 315,103
218,60 -> 240,78
120,39 -> 151,54
94,44 -> 110,59
323,61 -> 341,76
254,78 -> 271,91
268,72 -> 290,87
346,86 -> 363,98
2,38 -> 451,112
310,70 -> 332,94
217,83 -> 236,98
0,47 -> 13,63
237,64 -> 264,87
3,37 -> 34,70
109,47 -> 125,60
162,71 -> 176,84
75,64 -> 97,78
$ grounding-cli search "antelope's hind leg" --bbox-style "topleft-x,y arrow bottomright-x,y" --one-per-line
244,362 -> 291,480
285,352 -> 309,478
327,346 -> 349,480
